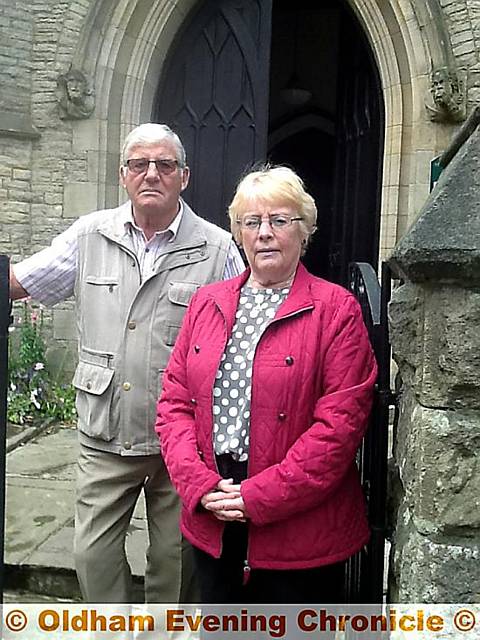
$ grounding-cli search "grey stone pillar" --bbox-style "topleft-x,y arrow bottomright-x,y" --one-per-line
388,126 -> 480,603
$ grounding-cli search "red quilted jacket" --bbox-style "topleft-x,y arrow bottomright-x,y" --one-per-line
156,263 -> 377,570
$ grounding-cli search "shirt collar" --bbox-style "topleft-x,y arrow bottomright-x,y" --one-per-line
123,199 -> 184,241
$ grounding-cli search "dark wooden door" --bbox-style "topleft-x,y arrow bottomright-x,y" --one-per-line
154,0 -> 272,229
328,14 -> 384,284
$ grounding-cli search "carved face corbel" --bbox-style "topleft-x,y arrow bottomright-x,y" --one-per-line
426,66 -> 466,124
57,68 -> 95,120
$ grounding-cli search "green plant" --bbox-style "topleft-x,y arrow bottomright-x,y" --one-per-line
7,302 -> 77,425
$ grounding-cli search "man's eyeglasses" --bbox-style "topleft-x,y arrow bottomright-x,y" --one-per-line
236,214 -> 303,231
125,158 -> 182,176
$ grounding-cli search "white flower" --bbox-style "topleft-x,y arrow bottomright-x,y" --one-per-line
30,389 -> 41,409
10,383 -> 17,391
34,362 -> 45,371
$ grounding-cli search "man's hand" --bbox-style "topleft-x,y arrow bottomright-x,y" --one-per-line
9,267 -> 29,301
201,478 -> 248,522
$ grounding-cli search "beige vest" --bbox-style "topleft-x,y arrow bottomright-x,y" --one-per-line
72,201 -> 231,455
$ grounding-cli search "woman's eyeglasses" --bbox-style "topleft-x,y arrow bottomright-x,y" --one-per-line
125,158 -> 181,175
236,214 -> 303,231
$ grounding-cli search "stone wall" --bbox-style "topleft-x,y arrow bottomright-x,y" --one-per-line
0,1 -> 98,373
388,125 -> 480,602
0,0 -> 479,378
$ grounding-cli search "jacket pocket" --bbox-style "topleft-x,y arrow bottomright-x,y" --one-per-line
72,360 -> 116,441
85,275 -> 119,287
165,281 -> 200,346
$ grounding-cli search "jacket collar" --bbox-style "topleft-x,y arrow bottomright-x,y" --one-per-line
96,199 -> 209,253
212,262 -> 315,327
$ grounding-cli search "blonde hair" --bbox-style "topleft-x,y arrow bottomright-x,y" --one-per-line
228,165 -> 317,250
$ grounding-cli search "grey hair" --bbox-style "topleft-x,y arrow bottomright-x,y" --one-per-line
121,123 -> 187,166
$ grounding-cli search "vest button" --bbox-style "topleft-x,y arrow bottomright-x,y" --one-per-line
285,356 -> 294,366
278,413 -> 287,421
128,321 -> 136,330
194,345 -> 200,353
123,382 -> 131,391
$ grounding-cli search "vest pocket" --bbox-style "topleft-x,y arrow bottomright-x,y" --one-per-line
72,360 -> 116,441
166,281 -> 200,346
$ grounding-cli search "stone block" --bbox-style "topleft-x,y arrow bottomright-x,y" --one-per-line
390,526 -> 480,603
72,119 -> 100,152
421,286 -> 480,408
46,343 -> 77,380
397,402 -> 480,534
12,169 -> 32,181
0,210 -> 29,224
63,182 -> 97,218
389,282 -> 424,388
44,191 -> 63,205
52,308 -> 76,341
390,128 -> 480,283
8,188 -> 32,203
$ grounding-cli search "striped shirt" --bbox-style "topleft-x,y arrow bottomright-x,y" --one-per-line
14,200 -> 244,306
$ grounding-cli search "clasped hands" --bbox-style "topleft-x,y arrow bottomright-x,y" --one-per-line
201,478 -> 248,522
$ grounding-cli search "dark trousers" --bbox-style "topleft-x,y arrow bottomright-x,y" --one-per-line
194,454 -> 346,605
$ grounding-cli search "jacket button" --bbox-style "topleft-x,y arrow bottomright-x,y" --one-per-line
86,381 -> 92,390
278,413 -> 287,421
124,441 -> 131,450
194,345 -> 200,353
128,321 -> 136,330
191,398 -> 197,405
285,356 -> 294,366
123,382 -> 131,391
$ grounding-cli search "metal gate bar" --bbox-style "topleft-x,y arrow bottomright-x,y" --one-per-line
0,254 -> 10,601
347,261 -> 394,603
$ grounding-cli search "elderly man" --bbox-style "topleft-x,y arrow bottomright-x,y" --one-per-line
9,123 -> 244,603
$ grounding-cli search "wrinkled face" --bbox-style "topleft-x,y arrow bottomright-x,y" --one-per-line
239,202 -> 304,287
120,140 -> 189,220
432,70 -> 450,104
66,79 -> 85,102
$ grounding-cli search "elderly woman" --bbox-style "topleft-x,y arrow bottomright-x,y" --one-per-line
156,165 -> 377,604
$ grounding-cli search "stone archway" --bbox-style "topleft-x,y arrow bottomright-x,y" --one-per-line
70,0 -> 460,257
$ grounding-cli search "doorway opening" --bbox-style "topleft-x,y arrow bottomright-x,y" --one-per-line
154,0 -> 384,285
268,0 -> 384,284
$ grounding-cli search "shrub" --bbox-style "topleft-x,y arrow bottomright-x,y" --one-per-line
7,302 -> 76,425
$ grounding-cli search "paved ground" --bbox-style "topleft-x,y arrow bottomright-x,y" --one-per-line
4,423 -> 148,601
4,422 -> 390,603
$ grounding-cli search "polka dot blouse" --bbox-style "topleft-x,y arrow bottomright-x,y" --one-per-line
213,284 -> 290,461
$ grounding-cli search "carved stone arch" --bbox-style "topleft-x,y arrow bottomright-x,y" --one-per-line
66,0 -> 462,245
343,0 -> 461,253
65,0 -> 198,208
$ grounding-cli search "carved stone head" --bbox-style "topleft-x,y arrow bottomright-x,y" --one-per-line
427,67 -> 465,123
57,68 -> 95,120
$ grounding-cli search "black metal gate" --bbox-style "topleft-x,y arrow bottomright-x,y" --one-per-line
346,261 -> 395,603
0,254 -> 10,599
